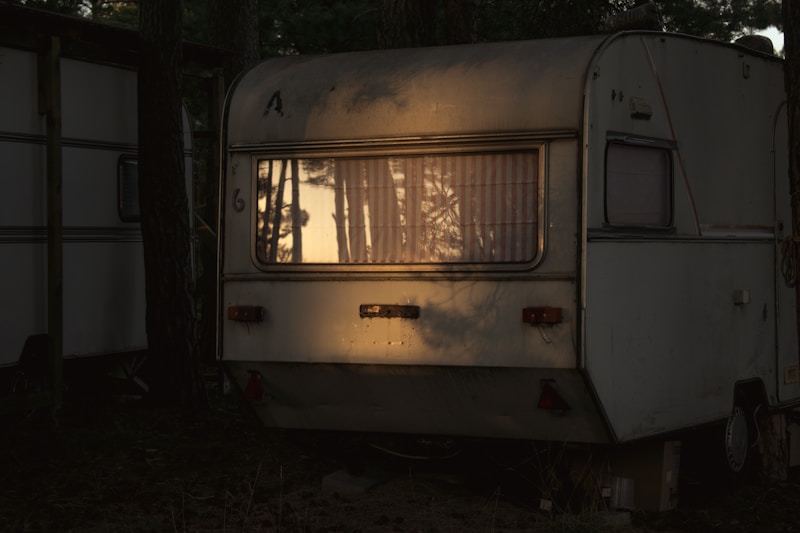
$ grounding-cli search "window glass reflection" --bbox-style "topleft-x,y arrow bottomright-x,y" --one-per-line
256,151 -> 539,265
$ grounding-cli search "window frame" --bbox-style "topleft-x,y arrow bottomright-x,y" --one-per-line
603,137 -> 674,230
248,139 -> 548,274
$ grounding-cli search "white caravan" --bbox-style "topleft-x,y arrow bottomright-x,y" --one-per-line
0,19 -> 193,378
218,32 -> 798,470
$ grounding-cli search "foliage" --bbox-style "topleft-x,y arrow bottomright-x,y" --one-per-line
263,0 -> 379,54
10,0 -> 137,24
6,0 -> 784,50
262,0 -> 636,53
475,0 -> 638,41
658,0 -> 782,42
262,0 -> 782,52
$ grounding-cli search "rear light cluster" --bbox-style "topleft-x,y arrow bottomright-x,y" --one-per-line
244,371 -> 265,401
537,381 -> 570,411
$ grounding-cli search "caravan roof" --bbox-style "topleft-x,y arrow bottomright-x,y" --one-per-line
225,35 -> 608,147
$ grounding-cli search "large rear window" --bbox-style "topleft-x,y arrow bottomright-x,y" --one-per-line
255,151 -> 540,266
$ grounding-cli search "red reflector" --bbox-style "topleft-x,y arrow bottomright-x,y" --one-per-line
523,307 -> 562,325
538,382 -> 570,411
228,305 -> 265,322
244,371 -> 265,401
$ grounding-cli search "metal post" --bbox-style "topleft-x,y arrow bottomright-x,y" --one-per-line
38,36 -> 63,415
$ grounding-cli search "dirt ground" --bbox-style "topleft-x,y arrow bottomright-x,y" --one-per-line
1,379 -> 799,533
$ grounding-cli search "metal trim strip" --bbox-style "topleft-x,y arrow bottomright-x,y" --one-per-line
0,225 -> 143,243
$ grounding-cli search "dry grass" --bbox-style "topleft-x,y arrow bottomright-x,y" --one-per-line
1,383 -> 798,532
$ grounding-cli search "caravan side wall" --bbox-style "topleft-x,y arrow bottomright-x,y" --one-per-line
583,34 -> 799,441
0,46 -> 193,366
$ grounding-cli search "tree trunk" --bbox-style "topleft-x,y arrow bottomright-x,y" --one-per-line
755,0 -> 800,482
208,0 -> 260,86
290,159 -> 302,263
269,161 -> 288,262
257,160 -> 273,263
138,0 -> 206,412
334,164 -> 349,262
443,0 -> 475,44
378,0 -> 437,48
786,2 -> 800,391
786,2 -> 800,304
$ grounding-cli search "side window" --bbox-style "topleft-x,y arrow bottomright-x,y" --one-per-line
118,155 -> 139,222
605,143 -> 672,227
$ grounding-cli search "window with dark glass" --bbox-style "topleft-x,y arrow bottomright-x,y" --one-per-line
255,151 -> 540,265
605,143 -> 672,227
118,156 -> 139,222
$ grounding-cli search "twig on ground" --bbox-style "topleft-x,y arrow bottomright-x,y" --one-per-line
278,465 -> 284,531
241,462 -> 262,533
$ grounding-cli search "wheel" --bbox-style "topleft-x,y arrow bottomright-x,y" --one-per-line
680,400 -> 761,501
723,405 -> 751,474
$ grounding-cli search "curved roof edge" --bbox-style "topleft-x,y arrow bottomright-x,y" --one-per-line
225,35 -> 609,147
